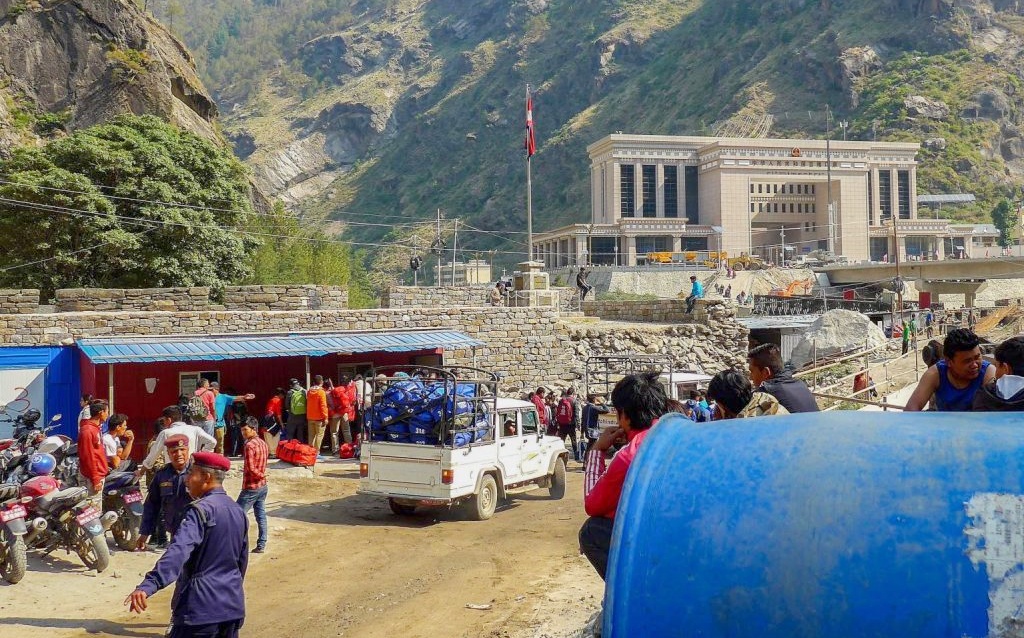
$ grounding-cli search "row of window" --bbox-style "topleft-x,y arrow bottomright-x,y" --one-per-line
752,202 -> 818,214
619,164 -> 697,222
751,183 -> 817,195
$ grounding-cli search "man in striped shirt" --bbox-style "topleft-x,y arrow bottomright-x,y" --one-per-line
236,417 -> 269,554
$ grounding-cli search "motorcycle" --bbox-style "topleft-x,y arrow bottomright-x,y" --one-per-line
0,483 -> 29,584
20,473 -> 115,573
103,469 -> 144,551
1,413 -> 64,484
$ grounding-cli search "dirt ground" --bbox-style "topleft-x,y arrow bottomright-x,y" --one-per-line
0,460 -> 602,638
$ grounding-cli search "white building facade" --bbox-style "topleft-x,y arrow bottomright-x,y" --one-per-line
532,134 -> 968,267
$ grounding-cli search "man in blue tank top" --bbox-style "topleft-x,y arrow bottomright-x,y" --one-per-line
905,328 -> 994,412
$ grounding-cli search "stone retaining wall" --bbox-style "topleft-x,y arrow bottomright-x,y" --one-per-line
582,298 -> 735,323
0,289 -> 40,314
54,288 -> 210,312
382,285 -> 574,311
221,285 -> 348,311
0,307 -> 576,390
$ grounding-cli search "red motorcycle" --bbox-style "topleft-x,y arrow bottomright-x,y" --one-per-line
0,483 -> 29,584
20,475 -> 113,573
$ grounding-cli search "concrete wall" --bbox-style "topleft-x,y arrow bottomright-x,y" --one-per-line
0,289 -> 40,314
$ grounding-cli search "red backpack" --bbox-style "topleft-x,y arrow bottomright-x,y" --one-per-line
555,397 -> 574,425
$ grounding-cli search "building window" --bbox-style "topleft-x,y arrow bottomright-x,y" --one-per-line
811,185 -> 816,195
811,204 -> 816,214
664,165 -> 678,218
620,164 -> 635,218
641,165 -> 656,217
750,183 -> 754,194
758,183 -> 763,194
878,171 -> 892,220
759,203 -> 764,213
774,203 -> 779,213
897,170 -> 911,219
636,235 -> 671,254
684,166 -> 699,223
773,184 -> 778,194
868,171 -> 874,225
750,203 -> 755,213
683,236 -> 709,251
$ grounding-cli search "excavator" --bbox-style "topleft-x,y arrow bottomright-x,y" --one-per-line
771,279 -> 814,297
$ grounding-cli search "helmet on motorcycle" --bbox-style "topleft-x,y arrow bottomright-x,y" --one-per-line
339,443 -> 355,459
20,409 -> 41,426
27,452 -> 57,477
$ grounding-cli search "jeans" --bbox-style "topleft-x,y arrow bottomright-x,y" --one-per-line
201,420 -> 216,438
579,516 -> 615,580
236,485 -> 268,548
557,424 -> 579,461
686,294 -> 698,313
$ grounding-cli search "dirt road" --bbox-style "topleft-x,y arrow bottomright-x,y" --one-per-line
0,460 -> 602,638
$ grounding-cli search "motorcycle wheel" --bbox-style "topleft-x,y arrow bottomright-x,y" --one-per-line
0,527 -> 27,584
72,524 -> 110,573
110,507 -> 139,551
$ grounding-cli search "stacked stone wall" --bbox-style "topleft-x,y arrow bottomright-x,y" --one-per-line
54,288 -> 210,312
582,298 -> 735,324
0,290 -> 40,314
221,285 -> 348,311
382,285 -> 575,312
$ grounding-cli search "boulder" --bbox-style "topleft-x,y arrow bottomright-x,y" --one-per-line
904,95 -> 950,120
839,46 -> 882,107
789,309 -> 887,369
923,137 -> 947,151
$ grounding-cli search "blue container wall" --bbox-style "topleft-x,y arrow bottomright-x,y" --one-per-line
0,346 -> 80,438
605,412 -> 1024,638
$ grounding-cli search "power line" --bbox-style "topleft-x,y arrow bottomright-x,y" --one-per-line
0,227 -> 158,274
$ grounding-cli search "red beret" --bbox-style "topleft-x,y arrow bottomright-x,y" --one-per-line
165,434 -> 189,450
192,451 -> 231,472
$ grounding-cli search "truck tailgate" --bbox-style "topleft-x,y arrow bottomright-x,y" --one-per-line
363,444 -> 443,495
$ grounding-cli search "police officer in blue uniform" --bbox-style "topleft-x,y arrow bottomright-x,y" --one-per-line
126,451 -> 249,638
137,434 -> 193,550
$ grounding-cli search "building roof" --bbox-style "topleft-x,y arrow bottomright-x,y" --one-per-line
917,194 -> 976,205
948,223 -> 1000,236
77,330 -> 484,364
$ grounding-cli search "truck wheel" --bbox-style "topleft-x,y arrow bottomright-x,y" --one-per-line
467,474 -> 497,521
549,458 -> 567,500
388,499 -> 416,516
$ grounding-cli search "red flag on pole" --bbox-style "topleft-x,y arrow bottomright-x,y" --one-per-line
525,90 -> 536,158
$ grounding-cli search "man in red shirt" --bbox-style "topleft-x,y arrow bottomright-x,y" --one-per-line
237,417 -> 269,553
77,400 -> 110,504
530,387 -> 549,429
579,372 -> 667,580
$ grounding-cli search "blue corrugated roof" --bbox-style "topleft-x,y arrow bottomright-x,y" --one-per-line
78,330 -> 484,364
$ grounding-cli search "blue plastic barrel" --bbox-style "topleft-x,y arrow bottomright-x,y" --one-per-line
606,412 -> 1024,637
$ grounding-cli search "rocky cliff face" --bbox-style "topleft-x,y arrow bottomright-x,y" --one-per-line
0,0 -> 219,153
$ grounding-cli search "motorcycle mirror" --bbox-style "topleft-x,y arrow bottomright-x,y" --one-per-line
50,414 -> 62,422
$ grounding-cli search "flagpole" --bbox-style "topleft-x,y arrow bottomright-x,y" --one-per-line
526,84 -> 533,262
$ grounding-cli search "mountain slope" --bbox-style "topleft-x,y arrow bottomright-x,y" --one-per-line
0,0 -> 221,151
168,0 -> 1024,263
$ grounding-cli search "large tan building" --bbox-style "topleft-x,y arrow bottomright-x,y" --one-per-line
533,134 -> 967,266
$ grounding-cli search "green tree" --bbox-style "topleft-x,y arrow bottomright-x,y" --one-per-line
0,115 -> 257,296
991,198 -> 1015,248
246,202 -> 375,307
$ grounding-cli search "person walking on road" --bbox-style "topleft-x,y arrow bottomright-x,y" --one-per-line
126,452 -> 248,638
136,434 -> 193,550
237,417 -> 269,553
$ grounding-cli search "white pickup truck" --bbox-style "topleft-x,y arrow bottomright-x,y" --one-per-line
358,397 -> 568,520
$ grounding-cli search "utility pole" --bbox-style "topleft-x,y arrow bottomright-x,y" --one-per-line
780,225 -> 786,266
892,218 -> 903,331
451,218 -> 459,286
433,208 -> 443,287
826,105 -> 835,254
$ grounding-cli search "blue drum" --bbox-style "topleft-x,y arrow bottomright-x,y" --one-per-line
605,412 -> 1024,637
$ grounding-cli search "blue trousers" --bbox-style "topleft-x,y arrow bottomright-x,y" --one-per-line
169,619 -> 242,638
236,485 -> 268,548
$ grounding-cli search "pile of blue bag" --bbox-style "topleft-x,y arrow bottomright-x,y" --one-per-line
366,378 -> 491,447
